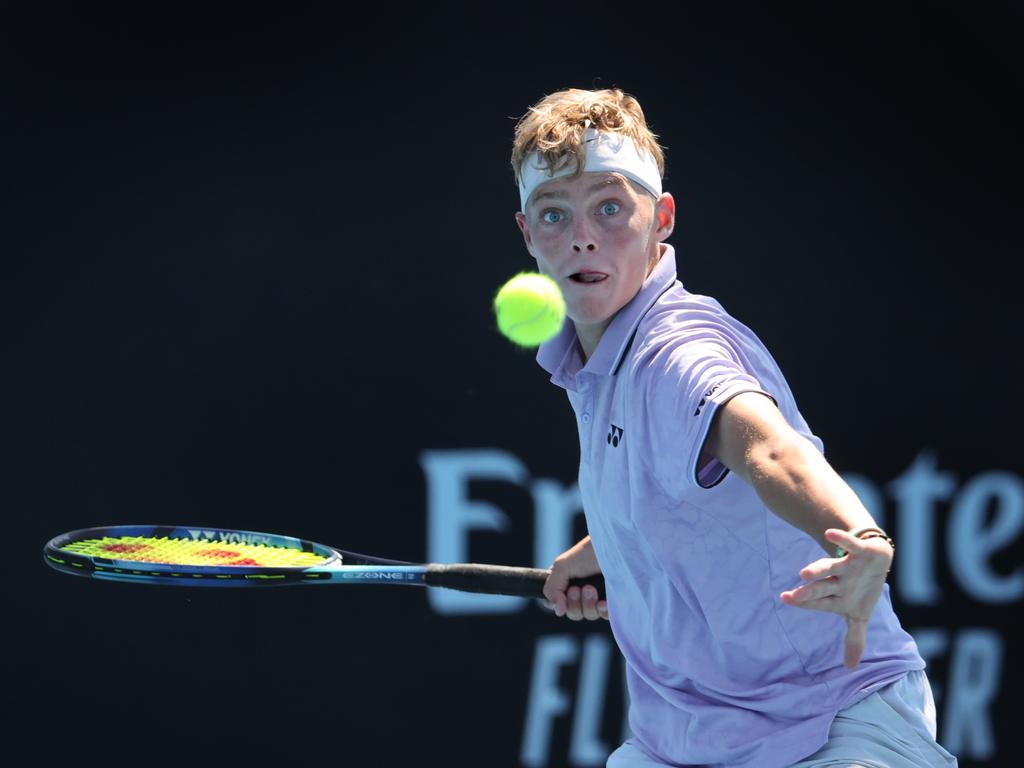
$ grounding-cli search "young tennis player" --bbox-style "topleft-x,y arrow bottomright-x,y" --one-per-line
513,88 -> 958,767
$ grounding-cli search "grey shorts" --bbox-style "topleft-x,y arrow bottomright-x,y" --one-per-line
606,670 -> 958,768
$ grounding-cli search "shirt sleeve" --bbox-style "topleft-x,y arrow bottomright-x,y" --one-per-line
636,333 -> 778,497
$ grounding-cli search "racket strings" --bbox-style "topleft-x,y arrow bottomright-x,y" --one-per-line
60,536 -> 328,568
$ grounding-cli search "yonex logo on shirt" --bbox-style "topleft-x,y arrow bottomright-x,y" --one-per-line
607,424 -> 624,447
694,383 -> 722,416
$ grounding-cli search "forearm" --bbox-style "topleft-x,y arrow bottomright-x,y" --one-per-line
745,437 -> 878,554
556,535 -> 601,574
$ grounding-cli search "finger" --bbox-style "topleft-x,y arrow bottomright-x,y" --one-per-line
542,581 -> 568,617
781,576 -> 840,604
780,593 -> 841,613
542,582 -> 567,616
581,585 -> 600,621
543,570 -> 570,601
542,574 -> 569,617
566,585 -> 583,621
597,600 -> 609,620
844,618 -> 868,669
553,592 -> 567,617
825,528 -> 866,556
799,557 -> 844,581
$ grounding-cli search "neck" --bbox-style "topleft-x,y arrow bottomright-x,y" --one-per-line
575,319 -> 611,362
576,243 -> 667,362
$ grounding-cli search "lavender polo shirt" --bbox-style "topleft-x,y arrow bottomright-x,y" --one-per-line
537,244 -> 924,768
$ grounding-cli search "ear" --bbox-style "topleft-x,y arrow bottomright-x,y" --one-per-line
515,211 -> 538,259
653,193 -> 676,240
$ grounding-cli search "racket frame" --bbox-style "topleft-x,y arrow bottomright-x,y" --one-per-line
43,524 -> 427,588
44,524 -> 606,598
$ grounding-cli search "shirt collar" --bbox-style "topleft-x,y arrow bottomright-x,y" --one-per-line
537,243 -> 679,384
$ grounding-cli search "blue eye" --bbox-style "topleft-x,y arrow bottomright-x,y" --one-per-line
599,201 -> 621,216
541,210 -> 563,224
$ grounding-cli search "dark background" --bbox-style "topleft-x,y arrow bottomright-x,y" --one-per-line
4,3 -> 1021,766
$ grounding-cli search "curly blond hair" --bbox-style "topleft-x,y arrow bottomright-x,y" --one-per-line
510,87 -> 666,192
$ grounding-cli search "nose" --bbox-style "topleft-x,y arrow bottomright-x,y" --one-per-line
571,218 -> 597,253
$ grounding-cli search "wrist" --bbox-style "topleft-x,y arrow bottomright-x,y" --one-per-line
835,526 -> 895,559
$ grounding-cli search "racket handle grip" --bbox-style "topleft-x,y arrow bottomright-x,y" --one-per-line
425,564 -> 606,600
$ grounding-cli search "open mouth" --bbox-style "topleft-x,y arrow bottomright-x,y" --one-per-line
569,272 -> 608,284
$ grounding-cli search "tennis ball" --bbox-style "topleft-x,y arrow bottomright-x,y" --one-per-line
493,272 -> 566,348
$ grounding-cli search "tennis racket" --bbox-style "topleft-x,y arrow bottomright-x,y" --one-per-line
43,524 -> 606,599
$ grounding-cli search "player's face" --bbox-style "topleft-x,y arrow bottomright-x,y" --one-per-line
515,172 -> 671,347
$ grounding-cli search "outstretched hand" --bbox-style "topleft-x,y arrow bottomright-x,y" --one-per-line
780,528 -> 893,669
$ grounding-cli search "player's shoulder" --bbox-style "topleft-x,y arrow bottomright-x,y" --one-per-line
631,284 -> 743,367
639,282 -> 738,334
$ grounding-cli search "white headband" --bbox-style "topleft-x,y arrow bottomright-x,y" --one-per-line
518,127 -> 662,212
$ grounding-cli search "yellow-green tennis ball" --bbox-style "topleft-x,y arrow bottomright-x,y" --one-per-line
493,272 -> 566,348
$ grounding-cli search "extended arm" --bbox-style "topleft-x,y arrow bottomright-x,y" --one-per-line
703,391 -> 877,554
704,391 -> 893,668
